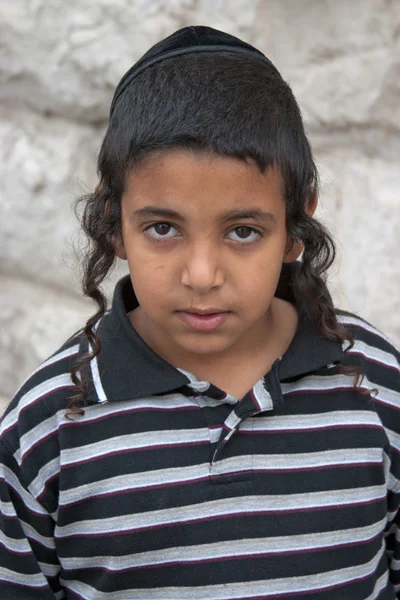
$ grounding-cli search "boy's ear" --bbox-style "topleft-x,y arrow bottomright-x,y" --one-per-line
112,236 -> 127,260
102,195 -> 127,260
283,191 -> 319,263
283,238 -> 303,263
306,189 -> 318,217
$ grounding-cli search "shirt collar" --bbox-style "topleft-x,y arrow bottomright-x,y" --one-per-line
81,262 -> 344,404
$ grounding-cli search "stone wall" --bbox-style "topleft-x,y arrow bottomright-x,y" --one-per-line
1,0 -> 399,412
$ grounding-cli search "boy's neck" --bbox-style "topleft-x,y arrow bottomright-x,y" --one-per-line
129,297 -> 298,390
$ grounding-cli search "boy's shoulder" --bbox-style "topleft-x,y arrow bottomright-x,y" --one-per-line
335,308 -> 400,388
0,328 -> 84,453
336,308 -> 400,358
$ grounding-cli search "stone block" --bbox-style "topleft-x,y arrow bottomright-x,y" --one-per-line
0,0 -> 190,122
0,275 -> 94,399
0,106 -> 130,296
316,151 -> 400,346
253,0 -> 400,130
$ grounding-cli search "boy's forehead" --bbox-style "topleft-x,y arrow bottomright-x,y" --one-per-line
124,149 -> 285,212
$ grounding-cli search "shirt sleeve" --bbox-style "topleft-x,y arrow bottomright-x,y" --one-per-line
0,440 -> 63,599
385,486 -> 400,598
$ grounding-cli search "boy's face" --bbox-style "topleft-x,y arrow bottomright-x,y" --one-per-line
115,149 -> 302,366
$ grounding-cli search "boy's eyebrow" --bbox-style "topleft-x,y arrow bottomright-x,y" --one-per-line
132,206 -> 276,224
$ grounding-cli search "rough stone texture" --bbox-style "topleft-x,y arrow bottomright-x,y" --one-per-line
1,0 -> 399,411
1,276 -> 93,400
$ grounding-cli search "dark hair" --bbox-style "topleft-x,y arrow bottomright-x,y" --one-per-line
70,51 -> 361,414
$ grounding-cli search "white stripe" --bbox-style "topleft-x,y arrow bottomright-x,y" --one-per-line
196,395 -> 238,407
223,411 -> 241,431
252,379 -> 273,411
62,516 -> 386,571
20,518 -> 56,549
348,339 -> 399,370
0,565 -> 49,587
391,557 -> 400,570
10,344 -> 79,400
87,316 -> 109,404
385,427 -> 400,454
365,571 -> 390,600
61,428 -> 211,467
282,374 -> 400,409
238,409 -> 382,432
0,499 -> 16,517
338,313 -> 400,353
14,412 -> 60,465
1,373 -> 73,435
28,456 -> 60,499
57,485 -> 385,537
211,447 -> 383,477
281,373 -> 353,394
61,394 -> 200,426
0,529 -> 31,554
38,561 -> 61,578
60,543 -> 385,599
32,344 -> 80,376
0,465 -> 50,517
89,347 -> 107,404
59,462 -> 210,507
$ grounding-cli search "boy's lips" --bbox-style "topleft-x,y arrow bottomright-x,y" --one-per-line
180,308 -> 226,315
176,310 -> 231,331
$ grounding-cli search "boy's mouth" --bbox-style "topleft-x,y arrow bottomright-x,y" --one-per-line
176,310 -> 231,331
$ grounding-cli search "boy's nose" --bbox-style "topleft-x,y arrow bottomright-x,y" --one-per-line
180,243 -> 224,293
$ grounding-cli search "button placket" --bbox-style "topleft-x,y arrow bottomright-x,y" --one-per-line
210,377 -> 279,479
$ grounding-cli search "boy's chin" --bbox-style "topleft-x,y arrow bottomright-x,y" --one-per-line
172,333 -> 236,357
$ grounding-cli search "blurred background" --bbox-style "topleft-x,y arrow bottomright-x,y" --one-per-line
1,0 -> 399,412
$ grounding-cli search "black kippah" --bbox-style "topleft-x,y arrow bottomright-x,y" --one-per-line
109,25 -> 274,117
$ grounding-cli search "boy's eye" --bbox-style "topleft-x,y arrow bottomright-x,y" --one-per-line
144,223 -> 261,244
144,223 -> 178,239
227,226 -> 261,243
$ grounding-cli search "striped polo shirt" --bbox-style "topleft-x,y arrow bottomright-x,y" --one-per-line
1,268 -> 400,599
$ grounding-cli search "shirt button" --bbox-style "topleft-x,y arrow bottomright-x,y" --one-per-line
189,381 -> 210,392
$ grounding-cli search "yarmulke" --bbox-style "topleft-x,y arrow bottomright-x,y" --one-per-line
110,25 -> 274,116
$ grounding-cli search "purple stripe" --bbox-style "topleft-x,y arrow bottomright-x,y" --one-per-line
348,350 -> 399,372
250,461 -> 381,473
250,388 -> 263,412
64,588 -> 86,600
237,423 -> 382,435
0,541 -> 30,556
222,423 -> 234,433
59,474 -> 211,508
58,571 -> 384,600
20,429 -> 58,462
37,472 -> 59,502
1,384 -> 74,436
284,385 -> 366,398
0,512 -> 18,521
57,495 -> 385,538
0,476 -> 51,518
33,348 -> 79,376
0,579 -> 49,591
233,568 -> 378,599
61,439 -> 209,470
372,396 -> 400,413
59,404 -> 200,430
63,531 -> 382,574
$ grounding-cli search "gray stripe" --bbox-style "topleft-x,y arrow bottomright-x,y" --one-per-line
62,516 -> 386,571
60,446 -> 383,506
60,543 -> 385,599
56,485 -> 386,537
239,409 -> 381,432
62,428 -> 211,466
0,565 -> 48,587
